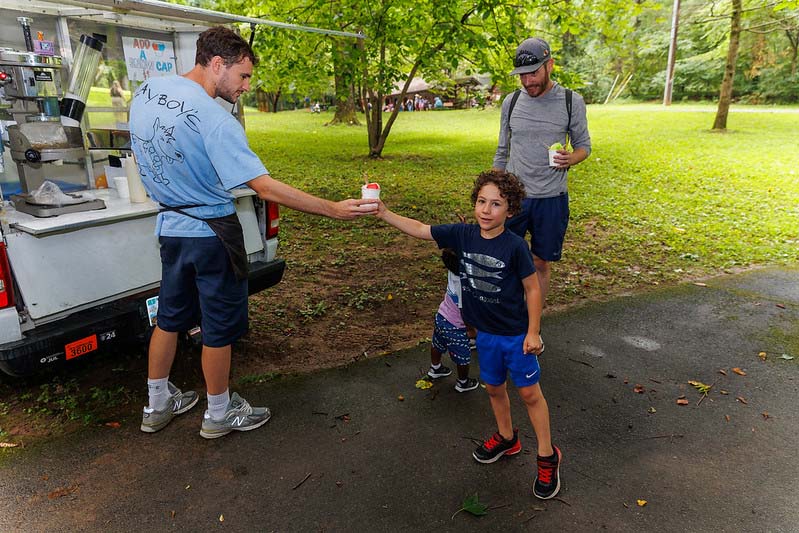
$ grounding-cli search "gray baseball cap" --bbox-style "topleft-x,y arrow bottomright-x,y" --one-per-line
509,37 -> 551,75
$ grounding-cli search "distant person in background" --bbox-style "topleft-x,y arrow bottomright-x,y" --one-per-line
434,96 -> 443,109
493,37 -> 591,308
110,80 -> 126,125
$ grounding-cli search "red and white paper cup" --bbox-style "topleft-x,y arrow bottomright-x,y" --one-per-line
361,182 -> 380,209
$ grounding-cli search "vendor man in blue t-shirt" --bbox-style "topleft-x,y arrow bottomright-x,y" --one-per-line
493,37 -> 591,307
130,27 -> 376,439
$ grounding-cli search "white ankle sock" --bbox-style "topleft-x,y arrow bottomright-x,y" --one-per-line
431,363 -> 441,369
207,389 -> 230,420
147,377 -> 170,411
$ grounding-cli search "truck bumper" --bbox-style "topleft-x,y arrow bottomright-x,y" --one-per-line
0,259 -> 285,377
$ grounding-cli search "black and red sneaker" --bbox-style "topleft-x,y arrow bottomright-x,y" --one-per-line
472,429 -> 522,463
533,446 -> 562,499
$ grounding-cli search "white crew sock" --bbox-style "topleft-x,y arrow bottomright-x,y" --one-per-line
207,389 -> 231,421
431,363 -> 442,370
147,377 -> 170,411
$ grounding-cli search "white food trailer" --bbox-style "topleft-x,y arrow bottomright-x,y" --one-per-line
0,0 -> 362,376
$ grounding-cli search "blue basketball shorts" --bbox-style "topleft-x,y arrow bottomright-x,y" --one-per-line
476,330 -> 541,388
506,194 -> 570,261
157,236 -> 248,348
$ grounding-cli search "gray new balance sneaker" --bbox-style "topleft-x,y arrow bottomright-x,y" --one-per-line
199,392 -> 271,440
140,382 -> 199,433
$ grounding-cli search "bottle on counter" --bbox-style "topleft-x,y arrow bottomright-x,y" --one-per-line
124,154 -> 147,203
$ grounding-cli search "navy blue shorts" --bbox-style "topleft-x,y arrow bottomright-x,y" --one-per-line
506,194 -> 570,261
157,236 -> 248,347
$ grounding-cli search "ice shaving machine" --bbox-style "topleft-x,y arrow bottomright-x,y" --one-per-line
0,16 -> 105,216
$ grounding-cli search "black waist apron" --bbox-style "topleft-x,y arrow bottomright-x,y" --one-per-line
159,204 -> 249,281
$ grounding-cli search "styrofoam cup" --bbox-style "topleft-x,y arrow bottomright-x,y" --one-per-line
114,176 -> 130,199
361,184 -> 380,209
548,149 -> 559,167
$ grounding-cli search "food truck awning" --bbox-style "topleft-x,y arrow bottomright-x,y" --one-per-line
2,0 -> 365,37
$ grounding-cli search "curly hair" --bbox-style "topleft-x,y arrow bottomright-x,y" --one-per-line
470,170 -> 526,216
195,26 -> 258,67
441,248 -> 460,275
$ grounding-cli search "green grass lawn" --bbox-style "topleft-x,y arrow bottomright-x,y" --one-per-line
246,103 -> 799,306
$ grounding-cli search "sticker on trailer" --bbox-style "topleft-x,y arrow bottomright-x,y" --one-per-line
39,352 -> 61,365
65,334 -> 98,360
146,296 -> 158,326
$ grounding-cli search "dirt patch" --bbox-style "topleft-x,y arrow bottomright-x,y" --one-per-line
236,238 -> 440,376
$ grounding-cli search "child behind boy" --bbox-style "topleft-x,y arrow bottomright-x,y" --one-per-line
427,248 -> 479,392
376,170 -> 562,499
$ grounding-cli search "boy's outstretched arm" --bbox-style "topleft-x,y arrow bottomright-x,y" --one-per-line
522,273 -> 544,355
376,200 -> 434,241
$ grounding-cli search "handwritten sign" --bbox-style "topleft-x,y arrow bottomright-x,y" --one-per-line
122,36 -> 176,81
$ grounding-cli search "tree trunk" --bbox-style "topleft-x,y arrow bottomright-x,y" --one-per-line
268,89 -> 281,113
362,39 -> 384,157
663,0 -> 681,105
256,88 -> 268,113
713,0 -> 742,131
787,30 -> 798,77
329,39 -> 360,126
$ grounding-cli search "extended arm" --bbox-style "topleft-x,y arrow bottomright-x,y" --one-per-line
376,201 -> 433,241
247,174 -> 376,220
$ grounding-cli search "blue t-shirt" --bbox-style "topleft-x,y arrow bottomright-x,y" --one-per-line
431,224 -> 536,336
129,76 -> 268,237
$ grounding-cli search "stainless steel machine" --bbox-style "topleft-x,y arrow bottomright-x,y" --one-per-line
0,17 -> 105,217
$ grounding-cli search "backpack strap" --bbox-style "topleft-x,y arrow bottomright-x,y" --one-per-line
506,89 -> 522,145
565,88 -> 573,146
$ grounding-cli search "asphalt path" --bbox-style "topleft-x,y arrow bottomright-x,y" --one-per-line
1,267 -> 797,532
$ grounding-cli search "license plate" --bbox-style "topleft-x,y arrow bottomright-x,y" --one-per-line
65,334 -> 98,360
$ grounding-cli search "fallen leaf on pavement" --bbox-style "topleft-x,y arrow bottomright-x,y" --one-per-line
780,354 -> 794,360
732,368 -> 746,376
688,380 -> 712,394
736,396 -> 748,405
776,303 -> 786,309
452,493 -> 489,519
397,395 -> 405,401
219,514 -> 224,522
637,499 -> 647,507
104,421 -> 121,428
633,384 -> 645,394
720,390 -> 729,395
0,442 -> 19,448
648,407 -> 657,414
758,352 -> 767,361
718,369 -> 727,376
725,415 -> 730,422
676,398 -> 689,406
762,412 -> 771,420
415,379 -> 433,390
693,282 -> 707,287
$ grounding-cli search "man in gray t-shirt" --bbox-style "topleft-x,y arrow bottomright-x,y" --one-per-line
493,37 -> 591,306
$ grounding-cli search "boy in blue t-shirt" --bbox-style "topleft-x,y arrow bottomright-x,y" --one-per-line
376,170 -> 562,500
